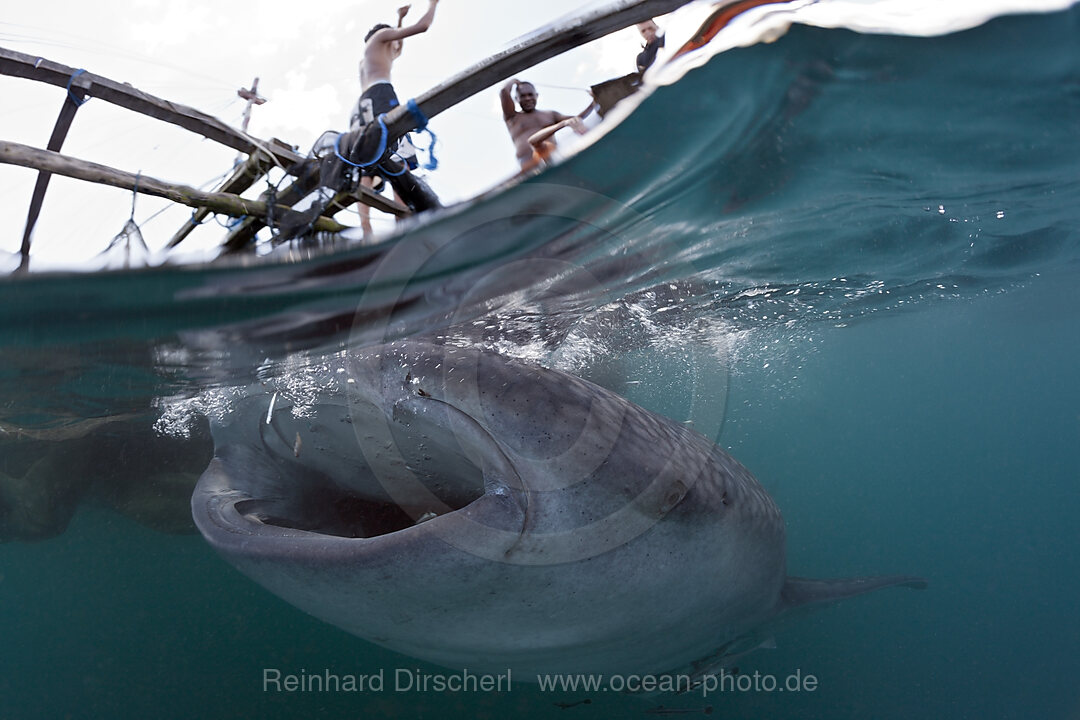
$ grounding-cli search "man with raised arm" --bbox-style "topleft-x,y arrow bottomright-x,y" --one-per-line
500,79 -> 594,171
353,1 -> 440,237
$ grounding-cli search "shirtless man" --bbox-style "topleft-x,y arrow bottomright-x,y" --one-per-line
500,79 -> 594,171
355,0 -> 440,236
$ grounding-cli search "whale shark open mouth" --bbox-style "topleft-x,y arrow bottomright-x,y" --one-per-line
229,455 -> 488,541
209,390 -> 496,541
232,479 -> 441,540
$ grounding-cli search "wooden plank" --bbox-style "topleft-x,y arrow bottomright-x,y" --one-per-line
0,140 -> 347,234
325,187 -> 409,218
19,88 -> 87,269
383,0 -> 695,139
0,45 -> 305,170
324,189 -> 369,217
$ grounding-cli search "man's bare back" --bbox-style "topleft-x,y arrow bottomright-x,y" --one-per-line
360,1 -> 439,91
361,35 -> 400,90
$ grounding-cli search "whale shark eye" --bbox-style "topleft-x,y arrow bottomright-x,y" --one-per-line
659,480 -> 689,514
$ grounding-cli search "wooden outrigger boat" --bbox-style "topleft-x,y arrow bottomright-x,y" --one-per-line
1,0 -> 707,272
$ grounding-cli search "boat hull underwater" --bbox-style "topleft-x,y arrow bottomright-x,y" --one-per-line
192,340 -> 924,678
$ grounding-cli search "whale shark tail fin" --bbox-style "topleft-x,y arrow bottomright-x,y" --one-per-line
780,575 -> 927,612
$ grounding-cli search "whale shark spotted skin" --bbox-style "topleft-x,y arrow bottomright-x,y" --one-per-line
192,340 -> 924,677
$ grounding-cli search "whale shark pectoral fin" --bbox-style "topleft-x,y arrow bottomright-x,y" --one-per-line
780,575 -> 928,611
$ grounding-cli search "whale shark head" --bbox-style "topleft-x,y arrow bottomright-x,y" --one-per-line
192,340 -> 923,677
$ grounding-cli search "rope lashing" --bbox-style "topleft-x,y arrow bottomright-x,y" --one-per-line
406,99 -> 438,171
405,98 -> 429,129
378,158 -> 408,177
332,101 -> 437,175
333,116 -> 389,169
66,69 -> 90,106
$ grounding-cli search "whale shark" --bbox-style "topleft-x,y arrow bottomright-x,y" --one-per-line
192,340 -> 924,677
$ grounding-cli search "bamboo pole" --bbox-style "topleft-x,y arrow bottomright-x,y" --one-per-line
0,140 -> 348,234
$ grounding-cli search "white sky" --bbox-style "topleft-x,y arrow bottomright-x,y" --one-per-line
0,1 -> 656,268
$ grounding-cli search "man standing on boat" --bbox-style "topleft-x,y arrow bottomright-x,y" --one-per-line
354,0 -> 440,237
500,79 -> 594,171
636,19 -> 665,74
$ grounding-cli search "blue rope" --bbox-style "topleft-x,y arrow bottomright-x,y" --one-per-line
379,158 -> 407,177
214,214 -> 243,229
406,99 -> 438,171
333,116 -> 388,169
66,68 -> 89,106
331,101 -> 438,177
405,99 -> 428,129
417,129 -> 438,171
